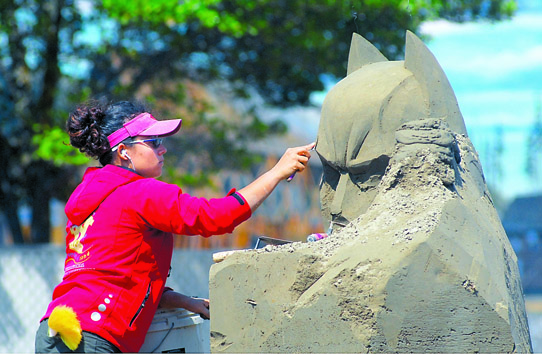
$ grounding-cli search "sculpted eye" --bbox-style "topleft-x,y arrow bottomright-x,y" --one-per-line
317,150 -> 343,190
348,163 -> 367,175
347,155 -> 390,185
322,163 -> 341,189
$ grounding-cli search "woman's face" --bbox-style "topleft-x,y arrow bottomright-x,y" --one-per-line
123,135 -> 167,178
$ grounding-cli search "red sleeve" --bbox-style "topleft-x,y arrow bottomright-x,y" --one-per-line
175,188 -> 252,237
132,180 -> 252,237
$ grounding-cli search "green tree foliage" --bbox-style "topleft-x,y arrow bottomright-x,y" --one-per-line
0,0 -> 88,243
0,0 -> 515,243
101,0 -> 516,105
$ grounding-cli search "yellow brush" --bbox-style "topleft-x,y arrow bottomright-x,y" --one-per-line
48,305 -> 82,351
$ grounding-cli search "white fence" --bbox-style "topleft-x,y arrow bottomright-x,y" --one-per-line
0,245 -> 217,353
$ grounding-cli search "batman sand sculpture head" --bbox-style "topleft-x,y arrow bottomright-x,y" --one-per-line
317,31 -> 468,232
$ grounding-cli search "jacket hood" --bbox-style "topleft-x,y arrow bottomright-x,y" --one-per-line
65,165 -> 143,225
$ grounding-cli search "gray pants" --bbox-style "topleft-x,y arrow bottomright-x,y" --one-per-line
35,319 -> 121,353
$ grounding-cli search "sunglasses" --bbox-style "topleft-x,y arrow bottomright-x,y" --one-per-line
112,138 -> 164,151
128,138 -> 164,149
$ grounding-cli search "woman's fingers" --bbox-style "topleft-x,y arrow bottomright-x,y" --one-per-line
285,143 -> 315,181
194,298 -> 210,319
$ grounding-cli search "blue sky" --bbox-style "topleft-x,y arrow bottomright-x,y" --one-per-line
420,0 -> 542,201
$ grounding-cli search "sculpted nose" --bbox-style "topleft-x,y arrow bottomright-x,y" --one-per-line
330,172 -> 348,216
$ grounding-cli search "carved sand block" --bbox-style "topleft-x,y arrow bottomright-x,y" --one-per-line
209,31 -> 532,353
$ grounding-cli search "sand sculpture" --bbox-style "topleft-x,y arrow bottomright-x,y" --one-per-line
209,31 -> 532,353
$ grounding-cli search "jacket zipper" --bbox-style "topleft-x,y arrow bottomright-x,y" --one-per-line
129,282 -> 151,327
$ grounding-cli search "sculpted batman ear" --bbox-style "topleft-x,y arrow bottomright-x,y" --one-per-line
347,33 -> 388,75
346,31 -> 467,135
404,30 -> 467,135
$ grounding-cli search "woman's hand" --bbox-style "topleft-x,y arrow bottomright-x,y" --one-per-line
270,142 -> 316,181
237,142 -> 316,212
159,290 -> 210,319
184,297 -> 210,319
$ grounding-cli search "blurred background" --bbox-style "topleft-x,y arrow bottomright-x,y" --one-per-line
1,0 -> 541,352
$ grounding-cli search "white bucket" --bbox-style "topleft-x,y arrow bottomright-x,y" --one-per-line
140,308 -> 210,353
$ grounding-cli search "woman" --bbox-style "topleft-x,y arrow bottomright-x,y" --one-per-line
35,100 -> 314,353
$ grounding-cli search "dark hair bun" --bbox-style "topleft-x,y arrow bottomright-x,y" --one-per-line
67,103 -> 110,159
66,100 -> 148,164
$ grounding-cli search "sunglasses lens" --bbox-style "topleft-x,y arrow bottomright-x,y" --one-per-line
128,138 -> 163,148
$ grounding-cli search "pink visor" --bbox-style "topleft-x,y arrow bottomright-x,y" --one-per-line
107,113 -> 182,148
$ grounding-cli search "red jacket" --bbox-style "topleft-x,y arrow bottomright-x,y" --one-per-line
42,165 -> 251,352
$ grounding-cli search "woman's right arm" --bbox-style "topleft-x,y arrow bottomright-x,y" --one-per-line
141,142 -> 315,236
237,142 -> 315,212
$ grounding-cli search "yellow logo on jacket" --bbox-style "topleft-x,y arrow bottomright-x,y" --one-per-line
68,216 -> 94,254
